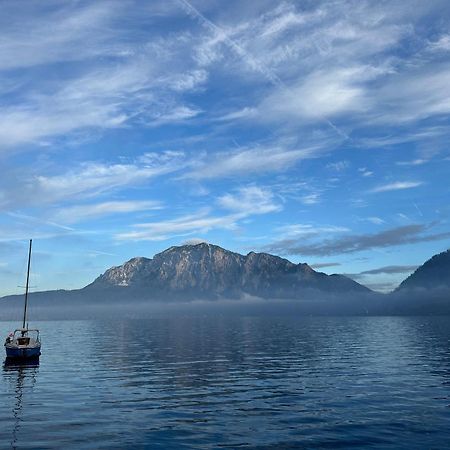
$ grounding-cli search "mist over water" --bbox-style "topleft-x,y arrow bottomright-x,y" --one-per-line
1,315 -> 450,449
2,285 -> 450,322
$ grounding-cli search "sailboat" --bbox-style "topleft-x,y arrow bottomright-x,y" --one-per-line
4,240 -> 41,359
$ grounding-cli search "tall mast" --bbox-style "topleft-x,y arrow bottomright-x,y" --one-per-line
22,239 -> 32,330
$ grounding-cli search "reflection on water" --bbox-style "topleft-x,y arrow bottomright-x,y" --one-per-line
0,316 -> 449,449
3,358 -> 39,450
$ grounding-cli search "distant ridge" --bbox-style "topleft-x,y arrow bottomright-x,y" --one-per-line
86,242 -> 370,300
396,249 -> 450,291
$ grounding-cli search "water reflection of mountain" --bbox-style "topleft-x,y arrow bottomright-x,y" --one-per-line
3,359 -> 39,450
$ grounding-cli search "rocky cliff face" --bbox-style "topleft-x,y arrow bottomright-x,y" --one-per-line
396,249 -> 450,291
88,243 -> 370,299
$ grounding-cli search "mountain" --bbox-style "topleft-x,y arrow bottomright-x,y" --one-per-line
396,249 -> 450,291
86,242 -> 370,300
4,244 -> 450,316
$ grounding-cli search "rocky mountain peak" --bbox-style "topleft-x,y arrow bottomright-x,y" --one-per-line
89,243 -> 370,298
93,256 -> 153,287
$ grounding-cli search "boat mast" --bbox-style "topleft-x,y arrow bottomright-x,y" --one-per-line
22,239 -> 32,330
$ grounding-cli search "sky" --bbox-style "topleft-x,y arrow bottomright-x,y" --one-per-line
0,0 -> 449,296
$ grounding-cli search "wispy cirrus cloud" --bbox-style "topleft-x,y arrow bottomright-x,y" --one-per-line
35,162 -> 171,203
264,223 -> 450,257
0,2 -> 121,71
0,59 -> 207,148
115,210 -> 240,241
276,223 -> 349,239
258,66 -> 380,122
217,186 -> 281,215
365,217 -> 386,225
187,0 -> 450,143
116,185 -> 282,241
0,151 -> 186,211
0,2 -> 208,149
52,201 -> 163,224
370,181 -> 423,193
396,159 -> 428,166
185,143 -> 325,180
428,34 -> 450,52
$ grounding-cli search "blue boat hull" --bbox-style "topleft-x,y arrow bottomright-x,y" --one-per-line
5,346 -> 41,359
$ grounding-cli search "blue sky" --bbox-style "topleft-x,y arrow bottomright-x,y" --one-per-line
0,0 -> 449,296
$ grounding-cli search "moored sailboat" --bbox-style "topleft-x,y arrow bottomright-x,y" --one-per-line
4,240 -> 41,359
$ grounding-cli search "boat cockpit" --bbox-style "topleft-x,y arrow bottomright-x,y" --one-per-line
5,329 -> 40,347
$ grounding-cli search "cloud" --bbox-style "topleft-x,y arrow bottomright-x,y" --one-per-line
163,69 -> 208,92
36,151 -> 186,203
115,210 -> 240,241
0,3 -> 211,149
116,185 -> 281,241
428,34 -> 450,52
182,238 -> 209,245
264,224 -> 450,256
356,127 -> 449,149
396,159 -> 428,166
358,265 -> 419,275
259,66 -> 379,122
0,63 -> 145,148
52,201 -> 163,224
0,214 -> 89,243
6,212 -> 75,232
189,1 -> 450,132
276,224 -> 349,239
35,163 -> 169,204
358,168 -> 374,177
310,262 -> 341,269
215,107 -> 258,122
0,58 -> 209,148
375,65 -> 450,123
360,281 -> 399,293
326,161 -> 350,172
300,193 -> 321,205
217,186 -> 281,215
365,217 -> 386,225
1,0 -> 447,153
0,151 -> 186,212
370,181 -> 423,193
147,106 -> 202,127
0,2 -> 121,71
179,0 -> 284,87
185,143 -> 324,179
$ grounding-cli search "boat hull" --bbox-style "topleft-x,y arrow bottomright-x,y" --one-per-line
5,345 -> 41,359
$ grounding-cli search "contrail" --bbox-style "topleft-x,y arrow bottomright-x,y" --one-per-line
413,202 -> 424,217
177,0 -> 284,88
177,0 -> 349,140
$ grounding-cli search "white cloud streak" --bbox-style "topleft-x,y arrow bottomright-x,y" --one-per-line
35,163 -> 169,203
116,210 -> 240,241
53,201 -> 163,224
0,151 -> 186,211
185,144 -> 324,180
217,186 -> 281,215
370,181 -> 423,193
117,185 -> 282,241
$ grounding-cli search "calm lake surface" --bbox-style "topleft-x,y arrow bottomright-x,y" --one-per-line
1,315 -> 450,449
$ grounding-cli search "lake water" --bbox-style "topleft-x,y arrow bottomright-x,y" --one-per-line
1,315 -> 450,449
